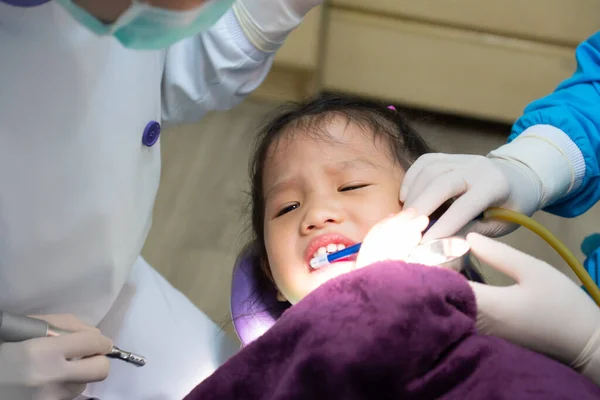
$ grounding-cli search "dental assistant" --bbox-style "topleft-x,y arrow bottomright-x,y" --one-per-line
0,0 -> 321,399
398,30 -> 600,384
400,30 -> 600,252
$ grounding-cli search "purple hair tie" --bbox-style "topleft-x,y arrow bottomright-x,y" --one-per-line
388,105 -> 397,111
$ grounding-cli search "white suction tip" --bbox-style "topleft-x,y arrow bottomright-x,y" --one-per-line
310,254 -> 329,269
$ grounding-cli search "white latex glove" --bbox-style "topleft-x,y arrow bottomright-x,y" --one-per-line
399,136 -> 573,242
0,314 -> 113,400
355,208 -> 429,270
467,233 -> 600,385
232,0 -> 322,52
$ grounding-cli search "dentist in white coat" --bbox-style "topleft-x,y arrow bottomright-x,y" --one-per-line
0,0 -> 321,399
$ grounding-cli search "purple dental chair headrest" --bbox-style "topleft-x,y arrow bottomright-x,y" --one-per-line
230,244 -> 288,346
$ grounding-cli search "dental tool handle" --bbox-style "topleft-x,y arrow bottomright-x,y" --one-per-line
0,311 -> 75,342
0,311 -> 61,342
314,243 -> 363,268
0,311 -> 147,367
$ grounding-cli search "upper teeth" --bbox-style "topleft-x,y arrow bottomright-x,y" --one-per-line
313,244 -> 346,259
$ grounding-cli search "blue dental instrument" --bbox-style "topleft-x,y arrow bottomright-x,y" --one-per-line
309,214 -> 483,269
310,243 -> 362,268
310,220 -> 436,269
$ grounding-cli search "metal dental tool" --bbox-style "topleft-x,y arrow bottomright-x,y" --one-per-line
0,311 -> 146,367
405,236 -> 471,271
405,236 -> 485,283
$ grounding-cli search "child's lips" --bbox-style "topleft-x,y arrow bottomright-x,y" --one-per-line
304,233 -> 357,266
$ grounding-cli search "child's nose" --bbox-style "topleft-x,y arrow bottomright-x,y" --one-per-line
301,204 -> 344,233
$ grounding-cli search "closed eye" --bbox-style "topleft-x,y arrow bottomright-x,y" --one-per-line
339,184 -> 370,192
275,203 -> 299,218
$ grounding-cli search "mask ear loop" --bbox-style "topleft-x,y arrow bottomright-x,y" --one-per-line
104,1 -> 144,33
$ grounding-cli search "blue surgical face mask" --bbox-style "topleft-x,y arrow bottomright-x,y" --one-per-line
55,0 -> 235,50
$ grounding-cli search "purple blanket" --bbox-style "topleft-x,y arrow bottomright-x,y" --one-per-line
185,262 -> 600,399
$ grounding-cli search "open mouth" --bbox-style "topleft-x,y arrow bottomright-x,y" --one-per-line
310,243 -> 349,260
305,233 -> 357,269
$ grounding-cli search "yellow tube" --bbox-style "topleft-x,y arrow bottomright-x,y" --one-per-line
482,207 -> 600,307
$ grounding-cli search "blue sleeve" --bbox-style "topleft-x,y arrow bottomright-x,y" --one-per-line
509,31 -> 600,218
584,244 -> 600,291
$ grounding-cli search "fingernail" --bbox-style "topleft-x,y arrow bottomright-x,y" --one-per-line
399,186 -> 407,202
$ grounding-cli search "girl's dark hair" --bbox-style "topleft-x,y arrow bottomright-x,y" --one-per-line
242,93 -> 448,314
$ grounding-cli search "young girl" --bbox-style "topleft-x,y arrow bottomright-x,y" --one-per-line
243,91 -> 600,371
184,93 -> 600,400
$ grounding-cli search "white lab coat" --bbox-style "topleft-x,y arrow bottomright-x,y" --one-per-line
0,2 -> 273,398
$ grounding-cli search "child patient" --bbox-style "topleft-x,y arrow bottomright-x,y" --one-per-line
246,91 -> 600,374
184,93 -> 600,400
247,92 -> 439,306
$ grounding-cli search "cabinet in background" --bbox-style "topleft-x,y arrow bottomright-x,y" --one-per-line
252,1 -> 599,123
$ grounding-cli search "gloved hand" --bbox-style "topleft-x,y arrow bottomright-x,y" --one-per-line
0,314 -> 113,400
399,153 -> 542,241
232,0 -> 322,52
399,136 -> 573,242
466,233 -> 600,385
355,208 -> 429,270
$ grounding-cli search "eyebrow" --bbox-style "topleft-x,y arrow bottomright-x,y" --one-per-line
264,158 -> 378,201
329,158 -> 379,172
264,178 -> 294,202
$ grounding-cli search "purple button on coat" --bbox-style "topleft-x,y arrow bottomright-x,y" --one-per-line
1,0 -> 51,6
142,121 -> 161,147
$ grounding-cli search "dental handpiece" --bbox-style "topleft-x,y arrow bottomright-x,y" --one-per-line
0,311 -> 146,367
